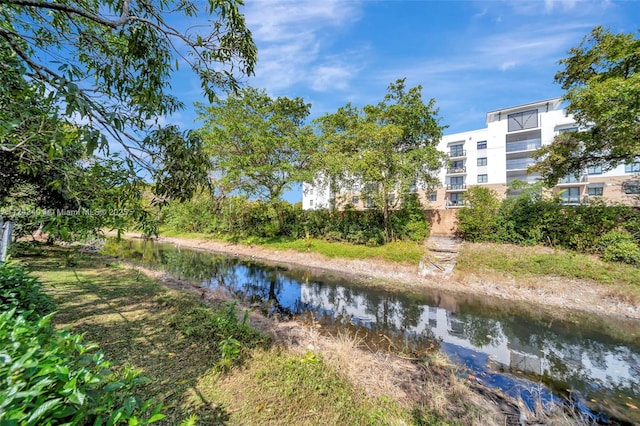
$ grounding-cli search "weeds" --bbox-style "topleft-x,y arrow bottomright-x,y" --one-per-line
168,301 -> 268,370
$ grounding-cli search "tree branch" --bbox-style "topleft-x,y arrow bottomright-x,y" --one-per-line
2,0 -> 132,28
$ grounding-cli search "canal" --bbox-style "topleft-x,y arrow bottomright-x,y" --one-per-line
103,238 -> 640,424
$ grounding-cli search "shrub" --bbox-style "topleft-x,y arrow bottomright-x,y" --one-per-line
0,262 -> 54,318
456,187 -> 500,242
598,230 -> 640,265
0,309 -> 164,425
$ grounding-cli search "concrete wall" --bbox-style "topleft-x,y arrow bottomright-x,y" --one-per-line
427,209 -> 458,237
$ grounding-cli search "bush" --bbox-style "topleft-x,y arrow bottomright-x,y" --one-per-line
0,262 -> 54,318
598,230 -> 640,265
0,309 -> 164,425
456,187 -> 500,242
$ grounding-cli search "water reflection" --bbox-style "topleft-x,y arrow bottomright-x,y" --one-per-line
103,239 -> 640,423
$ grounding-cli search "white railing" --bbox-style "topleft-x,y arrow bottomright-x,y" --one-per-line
0,217 -> 14,262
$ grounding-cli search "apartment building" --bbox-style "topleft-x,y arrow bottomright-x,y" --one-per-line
302,98 -> 640,210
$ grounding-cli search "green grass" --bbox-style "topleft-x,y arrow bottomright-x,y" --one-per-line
457,242 -> 640,289
158,229 -> 425,265
17,245 -> 415,425
259,238 -> 425,264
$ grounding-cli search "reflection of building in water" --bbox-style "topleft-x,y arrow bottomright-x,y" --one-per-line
300,283 -> 640,393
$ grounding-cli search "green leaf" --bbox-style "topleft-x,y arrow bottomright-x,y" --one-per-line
26,397 -> 62,425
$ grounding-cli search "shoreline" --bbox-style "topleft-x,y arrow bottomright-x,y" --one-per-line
121,233 -> 640,322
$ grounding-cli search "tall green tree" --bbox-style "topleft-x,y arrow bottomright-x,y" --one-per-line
532,26 -> 640,184
196,87 -> 317,202
314,79 -> 446,241
0,0 -> 256,201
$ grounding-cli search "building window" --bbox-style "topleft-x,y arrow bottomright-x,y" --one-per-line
352,196 -> 359,205
449,192 -> 464,206
477,157 -> 487,166
560,187 -> 580,204
428,192 -> 437,202
508,109 -> 538,132
308,188 -> 314,195
623,181 -> 640,195
477,174 -> 488,183
625,162 -> 640,173
558,126 -> 579,134
309,199 -> 314,206
477,141 -> 487,150
587,165 -> 602,175
449,143 -> 465,157
449,176 -> 464,190
588,185 -> 603,196
366,198 -> 374,208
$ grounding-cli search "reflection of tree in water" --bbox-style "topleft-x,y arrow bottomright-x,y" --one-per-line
454,312 -> 503,347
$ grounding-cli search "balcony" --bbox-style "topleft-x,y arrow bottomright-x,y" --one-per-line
446,199 -> 465,208
446,166 -> 466,175
449,149 -> 467,159
505,138 -> 541,154
506,158 -> 536,171
446,184 -> 467,191
557,174 -> 588,186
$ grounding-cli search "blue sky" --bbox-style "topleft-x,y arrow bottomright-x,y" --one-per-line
168,0 -> 640,203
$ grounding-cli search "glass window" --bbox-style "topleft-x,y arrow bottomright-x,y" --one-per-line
477,141 -> 487,150
428,192 -> 437,201
560,187 -> 580,203
588,186 -> 603,196
449,192 -> 464,206
587,165 -> 602,175
623,181 -> 640,194
352,196 -> 359,205
508,109 -> 538,132
477,174 -> 488,183
366,198 -> 374,208
625,162 -> 640,173
449,144 -> 465,157
309,199 -> 314,206
477,157 -> 487,166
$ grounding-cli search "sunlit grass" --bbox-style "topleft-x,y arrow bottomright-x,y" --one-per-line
158,229 -> 425,265
259,238 -> 424,264
18,245 -> 415,425
457,242 -> 640,301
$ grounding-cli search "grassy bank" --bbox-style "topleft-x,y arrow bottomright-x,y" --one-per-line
159,228 -> 425,265
16,244 -> 514,425
457,242 -> 640,298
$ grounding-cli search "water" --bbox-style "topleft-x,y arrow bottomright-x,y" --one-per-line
104,239 -> 640,424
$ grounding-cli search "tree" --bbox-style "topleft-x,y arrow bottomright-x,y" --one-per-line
455,186 -> 501,242
196,87 -> 318,202
314,79 -> 446,241
0,0 -> 256,201
532,26 -> 640,185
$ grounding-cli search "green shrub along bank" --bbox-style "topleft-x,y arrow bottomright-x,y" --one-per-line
457,186 -> 640,265
160,193 -> 429,245
0,262 -> 164,425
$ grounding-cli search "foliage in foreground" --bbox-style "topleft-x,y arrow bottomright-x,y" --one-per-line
0,263 -> 163,425
0,261 -> 54,319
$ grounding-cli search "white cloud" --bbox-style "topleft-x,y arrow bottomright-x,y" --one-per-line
244,0 -> 363,93
310,65 -> 353,92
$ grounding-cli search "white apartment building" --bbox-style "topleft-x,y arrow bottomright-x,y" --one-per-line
302,98 -> 640,210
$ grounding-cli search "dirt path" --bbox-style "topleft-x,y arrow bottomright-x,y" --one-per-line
121,233 -> 640,321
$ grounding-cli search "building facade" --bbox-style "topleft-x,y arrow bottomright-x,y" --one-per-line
302,98 -> 640,210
